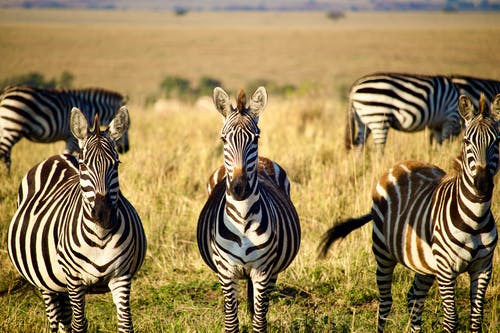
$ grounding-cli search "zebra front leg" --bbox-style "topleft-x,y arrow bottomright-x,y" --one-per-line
250,273 -> 274,333
437,274 -> 458,333
41,290 -> 72,333
109,275 -> 134,333
468,267 -> 492,333
219,274 -> 239,333
67,281 -> 88,333
407,273 -> 435,332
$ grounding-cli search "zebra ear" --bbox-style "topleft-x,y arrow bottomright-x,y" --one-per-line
213,87 -> 232,117
108,106 -> 129,141
249,86 -> 267,117
458,95 -> 475,122
490,93 -> 500,122
70,107 -> 89,143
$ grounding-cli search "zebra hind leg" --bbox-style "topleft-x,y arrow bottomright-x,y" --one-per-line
375,259 -> 397,333
407,273 -> 435,332
41,290 -> 72,333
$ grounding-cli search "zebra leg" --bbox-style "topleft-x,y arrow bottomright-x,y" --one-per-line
219,274 -> 239,333
67,281 -> 88,333
109,275 -> 134,333
368,123 -> 389,153
436,274 -> 458,333
0,128 -> 23,172
375,259 -> 396,333
250,273 -> 275,333
41,290 -> 72,333
353,112 -> 370,149
468,267 -> 492,333
407,273 -> 435,332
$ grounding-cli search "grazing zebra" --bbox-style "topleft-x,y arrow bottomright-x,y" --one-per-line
320,93 -> 499,332
0,85 -> 129,172
345,72 -> 460,150
452,75 -> 500,109
197,87 -> 301,332
7,106 -> 146,333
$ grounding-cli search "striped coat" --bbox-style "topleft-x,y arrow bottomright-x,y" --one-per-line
8,107 -> 146,333
0,85 -> 128,172
197,87 -> 300,332
321,94 -> 500,332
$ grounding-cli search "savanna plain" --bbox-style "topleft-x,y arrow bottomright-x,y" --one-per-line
0,9 -> 499,332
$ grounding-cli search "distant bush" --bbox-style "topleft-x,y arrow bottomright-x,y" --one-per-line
196,76 -> 223,97
1,71 -> 75,89
152,75 -> 301,107
246,79 -> 297,96
174,7 -> 188,16
326,11 -> 345,21
160,76 -> 191,99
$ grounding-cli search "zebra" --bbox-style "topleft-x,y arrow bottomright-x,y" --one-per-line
345,72 -> 461,151
451,75 -> 500,109
7,106 -> 146,333
0,85 -> 130,172
320,93 -> 499,332
197,87 -> 301,332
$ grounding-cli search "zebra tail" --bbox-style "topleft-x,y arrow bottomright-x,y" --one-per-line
344,98 -> 356,150
318,213 -> 372,258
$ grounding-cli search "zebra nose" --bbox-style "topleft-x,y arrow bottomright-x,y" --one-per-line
229,175 -> 251,201
474,166 -> 494,198
91,193 -> 115,228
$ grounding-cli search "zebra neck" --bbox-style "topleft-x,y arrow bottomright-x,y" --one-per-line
455,171 -> 492,222
81,206 -> 117,243
225,189 -> 262,229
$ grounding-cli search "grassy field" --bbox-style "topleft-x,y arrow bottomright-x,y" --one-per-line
0,9 -> 499,333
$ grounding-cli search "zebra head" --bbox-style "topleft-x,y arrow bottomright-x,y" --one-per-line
458,93 -> 500,198
70,106 -> 129,228
213,86 -> 267,201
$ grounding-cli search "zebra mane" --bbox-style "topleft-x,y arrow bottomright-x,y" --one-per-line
236,89 -> 247,114
93,114 -> 101,136
479,93 -> 487,116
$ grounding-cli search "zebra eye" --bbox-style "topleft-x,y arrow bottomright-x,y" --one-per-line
463,137 -> 471,145
220,136 -> 227,144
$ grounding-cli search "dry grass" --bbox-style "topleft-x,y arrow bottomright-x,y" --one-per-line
0,9 -> 499,333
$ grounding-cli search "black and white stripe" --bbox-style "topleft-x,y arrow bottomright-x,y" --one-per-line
0,85 -> 129,172
8,106 -> 146,333
452,75 -> 500,109
321,94 -> 499,332
346,73 -> 460,150
197,87 -> 301,332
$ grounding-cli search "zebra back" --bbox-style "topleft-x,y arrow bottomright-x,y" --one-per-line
451,75 -> 500,110
347,72 -> 460,149
0,86 -> 129,171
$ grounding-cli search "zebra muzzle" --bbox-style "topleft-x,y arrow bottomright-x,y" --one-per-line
91,193 -> 117,228
474,166 -> 494,198
229,175 -> 252,201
